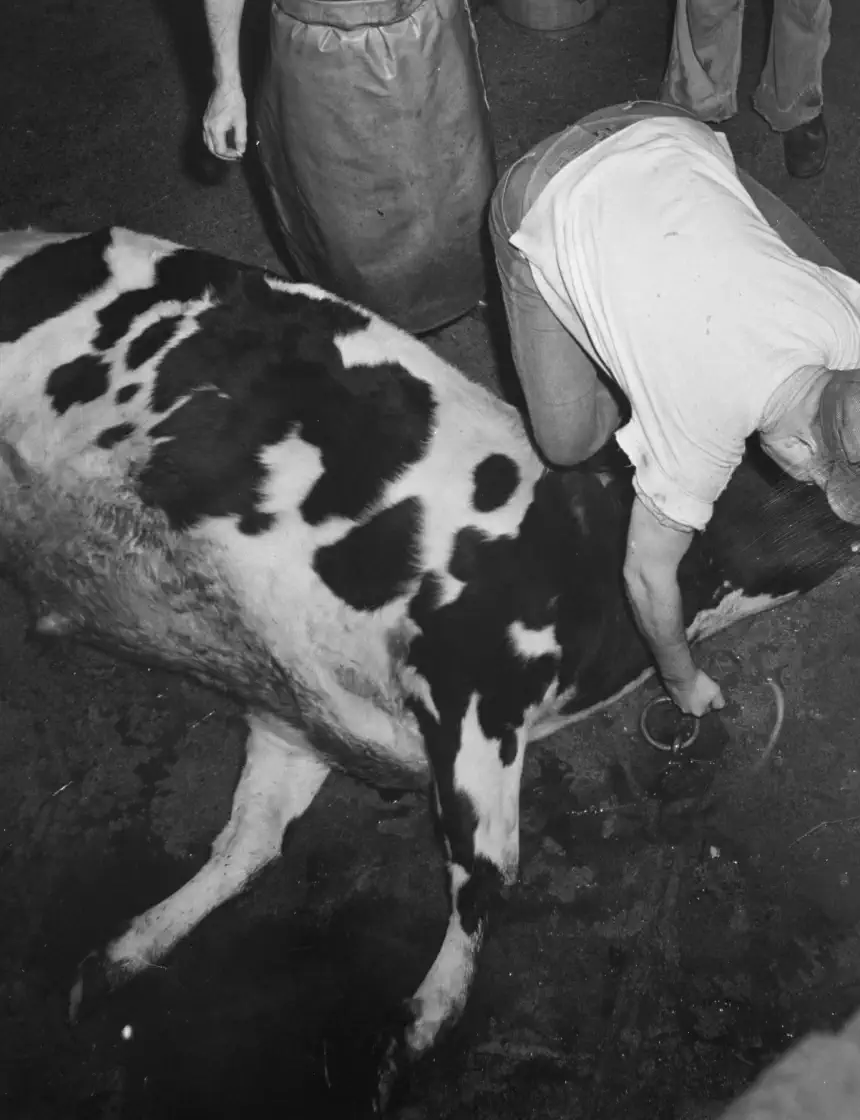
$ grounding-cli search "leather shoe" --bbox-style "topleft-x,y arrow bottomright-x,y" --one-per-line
783,113 -> 828,179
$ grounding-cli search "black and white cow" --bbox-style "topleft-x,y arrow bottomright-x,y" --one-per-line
1,227 -> 857,1112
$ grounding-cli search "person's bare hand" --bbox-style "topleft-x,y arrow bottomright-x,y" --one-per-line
665,668 -> 725,717
203,82 -> 247,161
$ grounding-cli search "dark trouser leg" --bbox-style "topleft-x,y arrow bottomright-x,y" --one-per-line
755,0 -> 831,178
753,0 -> 831,131
658,0 -> 744,123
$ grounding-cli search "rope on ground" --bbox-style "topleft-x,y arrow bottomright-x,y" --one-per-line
790,814 -> 860,849
749,676 -> 786,775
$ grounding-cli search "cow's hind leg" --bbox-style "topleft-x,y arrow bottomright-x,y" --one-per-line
70,715 -> 330,1020
376,697 -> 528,1111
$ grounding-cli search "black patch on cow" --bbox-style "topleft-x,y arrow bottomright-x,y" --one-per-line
126,315 -> 182,370
449,527 -> 491,584
147,274 -> 370,422
407,467 -> 654,846
299,363 -> 434,527
456,856 -> 503,937
537,462 -> 645,709
477,658 -> 556,743
472,454 -> 519,513
136,273 -> 435,535
96,422 -> 136,450
115,383 -> 141,404
498,730 -> 518,767
0,229 -> 112,344
406,711 -> 501,935
313,498 -> 423,611
240,508 -> 276,535
95,247 -> 244,351
406,491 -> 566,814
46,354 -> 111,415
409,572 -> 443,631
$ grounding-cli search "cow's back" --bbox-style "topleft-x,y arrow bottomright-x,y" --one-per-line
0,227 -> 547,785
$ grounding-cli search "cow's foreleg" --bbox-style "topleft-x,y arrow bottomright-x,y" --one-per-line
376,695 -> 527,1111
70,715 -> 330,1021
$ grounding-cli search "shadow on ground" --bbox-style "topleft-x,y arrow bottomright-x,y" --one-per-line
2,0 -> 860,1117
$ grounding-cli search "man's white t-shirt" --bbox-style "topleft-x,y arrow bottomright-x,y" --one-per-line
509,116 -> 860,531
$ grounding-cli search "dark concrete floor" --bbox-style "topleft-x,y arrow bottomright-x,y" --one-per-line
2,1 -> 860,1118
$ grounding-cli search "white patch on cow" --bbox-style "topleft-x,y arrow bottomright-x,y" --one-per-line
110,225 -> 183,265
333,312 -> 484,400
508,620 -> 559,661
2,311 -> 102,426
334,316 -> 417,373
438,571 -> 466,607
256,432 -> 327,518
336,313 -> 543,579
406,863 -> 479,1054
201,505 -> 426,770
262,275 -> 340,304
400,665 -> 440,721
103,230 -> 161,292
687,587 -> 794,642
99,717 -> 330,980
453,694 -> 525,882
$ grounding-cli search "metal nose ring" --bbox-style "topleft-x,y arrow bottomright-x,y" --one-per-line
639,695 -> 701,754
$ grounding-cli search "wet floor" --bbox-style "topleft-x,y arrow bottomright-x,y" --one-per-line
2,1 -> 860,1117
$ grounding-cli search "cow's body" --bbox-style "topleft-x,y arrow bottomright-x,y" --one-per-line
1,228 -> 857,1110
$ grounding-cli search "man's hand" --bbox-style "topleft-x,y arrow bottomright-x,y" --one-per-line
203,0 -> 247,160
203,82 -> 247,161
665,668 -> 726,717
624,495 -> 728,715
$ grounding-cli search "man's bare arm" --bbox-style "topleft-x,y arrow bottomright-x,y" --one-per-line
623,495 -> 725,716
202,0 -> 248,159
204,0 -> 246,84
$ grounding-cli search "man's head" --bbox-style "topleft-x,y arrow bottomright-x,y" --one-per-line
816,370 -> 860,523
761,368 -> 860,524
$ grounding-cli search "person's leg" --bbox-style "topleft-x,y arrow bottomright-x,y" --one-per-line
658,0 -> 745,123
753,0 -> 831,177
488,142 -> 620,467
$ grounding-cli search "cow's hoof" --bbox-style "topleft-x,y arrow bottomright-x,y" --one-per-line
69,950 -> 124,1024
